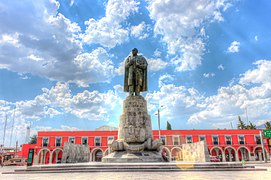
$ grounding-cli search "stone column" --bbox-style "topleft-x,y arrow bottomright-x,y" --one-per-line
241,149 -> 244,160
42,151 -> 46,164
215,149 -> 218,156
49,151 -> 53,164
235,153 -> 239,162
33,155 -> 39,165
266,149 -> 269,160
258,151 -> 263,161
228,150 -> 232,162
56,151 -> 59,163
222,151 -> 226,162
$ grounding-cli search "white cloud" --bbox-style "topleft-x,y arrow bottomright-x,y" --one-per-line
41,82 -> 72,108
170,38 -> 205,71
147,0 -> 232,71
115,61 -> 125,76
254,36 -> 258,41
73,48 -> 115,86
0,1 -> 118,86
69,0 -> 75,6
83,0 -> 139,48
239,60 -> 271,85
5,82 -> 123,123
203,72 -> 215,78
218,64 -> 225,70
0,33 -> 20,47
227,41 -> 240,53
0,83 -> 125,145
158,74 -> 174,88
154,49 -> 162,57
188,60 -> 271,127
188,82 -> 271,126
147,58 -> 168,71
45,108 -> 62,118
70,89 -> 122,120
146,84 -> 204,122
130,22 -> 150,39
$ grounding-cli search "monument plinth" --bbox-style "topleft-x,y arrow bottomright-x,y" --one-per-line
119,95 -> 151,143
102,48 -> 163,163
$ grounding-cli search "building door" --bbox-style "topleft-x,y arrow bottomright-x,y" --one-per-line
94,150 -> 103,162
27,149 -> 34,166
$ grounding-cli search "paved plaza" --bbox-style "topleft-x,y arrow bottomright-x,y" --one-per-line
1,165 -> 271,180
1,171 -> 271,180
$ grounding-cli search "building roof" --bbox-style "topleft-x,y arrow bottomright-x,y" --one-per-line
95,125 -> 118,131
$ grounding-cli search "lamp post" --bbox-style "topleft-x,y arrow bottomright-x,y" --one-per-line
157,108 -> 161,139
155,105 -> 165,139
260,131 -> 267,163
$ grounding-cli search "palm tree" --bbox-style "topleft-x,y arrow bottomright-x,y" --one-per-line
166,121 -> 172,130
246,121 -> 256,130
237,116 -> 246,129
28,135 -> 37,144
264,121 -> 271,130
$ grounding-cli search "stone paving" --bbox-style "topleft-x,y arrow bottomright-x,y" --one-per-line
1,171 -> 271,180
1,163 -> 271,180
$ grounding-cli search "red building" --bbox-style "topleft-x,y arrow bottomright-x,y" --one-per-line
21,129 -> 270,165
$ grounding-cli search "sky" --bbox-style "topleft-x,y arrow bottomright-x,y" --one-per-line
1,0 -> 271,146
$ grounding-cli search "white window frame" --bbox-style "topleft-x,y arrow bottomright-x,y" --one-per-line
42,137 -> 49,147
199,135 -> 206,142
81,136 -> 88,145
186,135 -> 192,144
238,135 -> 245,145
69,136 -> 75,144
161,135 -> 166,145
55,136 -> 62,147
107,136 -> 114,144
95,136 -> 101,146
172,135 -> 180,146
225,135 -> 232,145
212,135 -> 219,145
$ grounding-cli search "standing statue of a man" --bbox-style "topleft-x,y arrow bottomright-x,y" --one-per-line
124,48 -> 148,96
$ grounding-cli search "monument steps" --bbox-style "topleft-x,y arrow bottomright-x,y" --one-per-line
2,163 -> 267,174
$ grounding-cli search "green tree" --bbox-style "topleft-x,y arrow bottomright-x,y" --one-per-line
28,135 -> 37,144
264,121 -> 271,130
237,116 -> 246,129
246,121 -> 256,130
166,121 -> 172,130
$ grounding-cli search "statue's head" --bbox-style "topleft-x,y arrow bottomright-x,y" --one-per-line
132,48 -> 138,56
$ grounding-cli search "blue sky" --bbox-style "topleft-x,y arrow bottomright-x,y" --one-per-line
1,0 -> 271,146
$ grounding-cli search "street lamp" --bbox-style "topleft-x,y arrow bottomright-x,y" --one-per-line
155,105 -> 165,139
260,131 -> 267,163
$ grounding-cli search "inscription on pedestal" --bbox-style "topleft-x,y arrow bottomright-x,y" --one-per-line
119,96 -> 152,143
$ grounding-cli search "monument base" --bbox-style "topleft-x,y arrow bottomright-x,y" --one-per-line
102,151 -> 163,163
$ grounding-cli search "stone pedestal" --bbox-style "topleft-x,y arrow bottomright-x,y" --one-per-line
118,95 -> 152,143
102,95 -> 163,163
